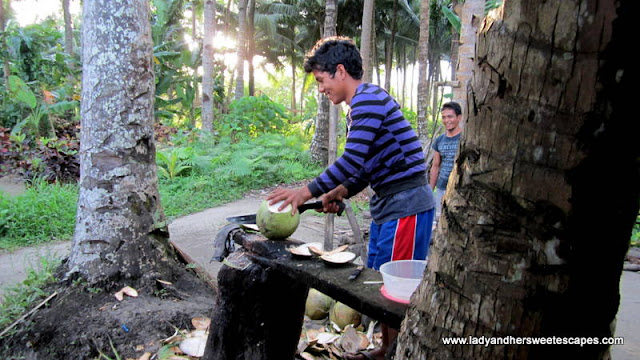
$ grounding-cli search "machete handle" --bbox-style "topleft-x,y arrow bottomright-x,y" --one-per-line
298,200 -> 346,216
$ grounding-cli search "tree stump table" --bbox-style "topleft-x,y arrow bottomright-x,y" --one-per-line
204,231 -> 408,360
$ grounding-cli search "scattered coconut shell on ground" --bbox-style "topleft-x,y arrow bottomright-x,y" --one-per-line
330,302 -> 362,330
305,288 -> 334,320
179,336 -> 207,357
114,286 -> 139,301
191,316 -> 211,330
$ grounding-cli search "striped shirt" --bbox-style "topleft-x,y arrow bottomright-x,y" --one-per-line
308,83 -> 427,199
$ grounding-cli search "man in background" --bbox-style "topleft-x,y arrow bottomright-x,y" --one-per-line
430,101 -> 463,228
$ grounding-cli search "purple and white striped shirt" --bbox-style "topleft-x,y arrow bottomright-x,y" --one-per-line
308,83 -> 427,199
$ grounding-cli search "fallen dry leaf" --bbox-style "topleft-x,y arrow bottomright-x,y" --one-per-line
338,326 -> 360,354
157,279 -> 173,285
114,286 -> 138,301
138,352 -> 151,360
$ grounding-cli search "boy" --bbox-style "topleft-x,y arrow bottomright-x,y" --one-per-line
429,101 -> 463,228
268,36 -> 434,360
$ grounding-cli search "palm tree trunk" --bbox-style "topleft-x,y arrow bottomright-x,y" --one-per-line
452,0 -> 483,120
401,45 -> 407,107
384,0 -> 398,91
1,0 -> 9,88
374,39 -> 381,86
69,0 -> 167,284
201,0 -> 215,133
290,46 -> 296,112
62,0 -> 74,59
309,0 -> 337,166
410,45 -> 416,111
360,0 -> 375,83
247,0 -> 255,96
449,0 -> 460,81
235,0 -> 247,100
416,0 -> 430,143
396,2 -> 636,358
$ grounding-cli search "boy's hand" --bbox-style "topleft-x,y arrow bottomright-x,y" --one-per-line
320,185 -> 348,213
267,186 -> 313,215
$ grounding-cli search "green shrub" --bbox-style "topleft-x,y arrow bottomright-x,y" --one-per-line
220,95 -> 290,139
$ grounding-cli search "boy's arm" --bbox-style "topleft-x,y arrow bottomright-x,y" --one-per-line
429,151 -> 441,190
342,173 -> 369,198
308,105 -> 382,197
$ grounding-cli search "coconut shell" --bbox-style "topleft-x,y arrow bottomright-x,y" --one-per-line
329,302 -> 361,330
305,288 -> 334,320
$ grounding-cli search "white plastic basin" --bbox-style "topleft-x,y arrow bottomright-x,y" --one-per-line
379,260 -> 427,302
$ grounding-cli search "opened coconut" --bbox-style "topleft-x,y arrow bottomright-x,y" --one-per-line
256,200 -> 300,239
329,302 -> 361,330
305,288 -> 334,320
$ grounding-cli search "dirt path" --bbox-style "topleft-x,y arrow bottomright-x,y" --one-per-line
0,175 -> 26,197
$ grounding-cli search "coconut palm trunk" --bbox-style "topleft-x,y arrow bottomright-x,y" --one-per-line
452,0 -> 483,120
416,0 -> 430,143
67,0 -> 170,284
395,1 -> 636,359
235,0 -> 247,100
1,0 -> 9,88
201,0 -> 215,133
62,0 -> 74,60
360,0 -> 375,83
309,0 -> 338,166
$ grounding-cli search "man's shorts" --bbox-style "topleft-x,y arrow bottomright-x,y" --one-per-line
367,209 -> 434,270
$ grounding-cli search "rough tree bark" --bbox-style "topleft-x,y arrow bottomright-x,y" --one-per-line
396,1 -> 636,359
201,0 -> 215,133
67,0 -> 170,284
416,0 -> 430,144
452,0 -> 483,120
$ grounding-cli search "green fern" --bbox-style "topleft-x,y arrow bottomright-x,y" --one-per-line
157,148 -> 192,179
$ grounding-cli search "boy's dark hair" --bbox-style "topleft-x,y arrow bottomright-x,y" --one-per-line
303,36 -> 363,80
441,101 -> 462,116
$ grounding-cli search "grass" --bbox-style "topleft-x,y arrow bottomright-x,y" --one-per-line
0,180 -> 78,250
0,255 -> 61,332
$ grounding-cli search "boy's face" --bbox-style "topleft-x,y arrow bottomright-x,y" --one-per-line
313,67 -> 346,105
441,108 -> 461,131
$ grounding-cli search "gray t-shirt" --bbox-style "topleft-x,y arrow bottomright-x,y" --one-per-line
432,133 -> 461,190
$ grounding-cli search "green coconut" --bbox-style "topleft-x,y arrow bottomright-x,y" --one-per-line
256,200 -> 300,239
305,288 -> 334,320
329,301 -> 361,330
